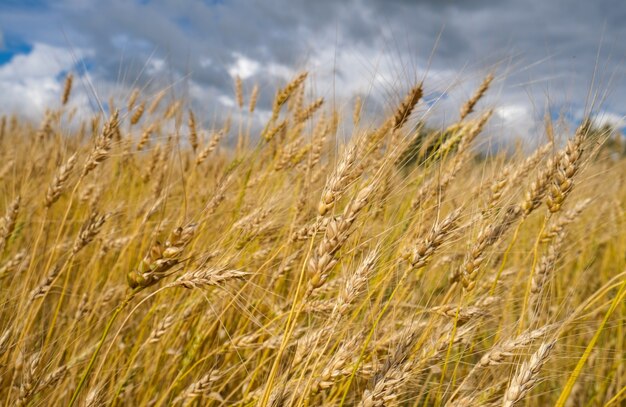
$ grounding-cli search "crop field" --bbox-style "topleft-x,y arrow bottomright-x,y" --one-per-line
0,72 -> 625,406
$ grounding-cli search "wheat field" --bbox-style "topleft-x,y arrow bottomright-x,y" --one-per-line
0,72 -> 625,406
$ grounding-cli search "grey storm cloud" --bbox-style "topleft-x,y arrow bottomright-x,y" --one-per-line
1,0 -> 626,138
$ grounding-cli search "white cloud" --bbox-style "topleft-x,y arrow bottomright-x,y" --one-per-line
227,53 -> 260,79
0,43 -> 77,118
496,104 -> 528,122
591,111 -> 626,129
493,103 -> 537,142
227,52 -> 294,82
265,62 -> 293,81
0,43 -> 73,80
218,94 -> 235,108
0,42 -> 106,123
146,57 -> 166,75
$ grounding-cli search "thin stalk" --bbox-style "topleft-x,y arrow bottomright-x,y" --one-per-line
67,290 -> 137,407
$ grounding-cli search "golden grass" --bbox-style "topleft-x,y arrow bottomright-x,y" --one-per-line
0,71 -> 625,407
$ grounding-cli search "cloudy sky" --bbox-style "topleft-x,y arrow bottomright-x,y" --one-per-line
1,0 -> 625,143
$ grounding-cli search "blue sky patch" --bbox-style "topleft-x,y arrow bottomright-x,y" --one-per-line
0,0 -> 49,11
0,33 -> 33,65
423,91 -> 448,107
